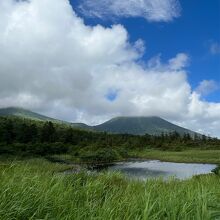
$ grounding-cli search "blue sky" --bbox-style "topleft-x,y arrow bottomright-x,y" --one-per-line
71,0 -> 220,102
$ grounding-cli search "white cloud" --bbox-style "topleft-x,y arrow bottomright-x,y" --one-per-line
78,0 -> 181,22
196,80 -> 219,96
169,53 -> 189,70
210,42 -> 220,55
0,0 -> 220,137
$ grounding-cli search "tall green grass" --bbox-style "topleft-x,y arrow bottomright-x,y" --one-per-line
0,159 -> 219,220
129,149 -> 220,164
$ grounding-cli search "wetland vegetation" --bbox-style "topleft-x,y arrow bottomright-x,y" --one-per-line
0,116 -> 220,219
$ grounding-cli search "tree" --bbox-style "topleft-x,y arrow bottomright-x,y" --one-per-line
41,121 -> 56,143
2,119 -> 15,144
63,128 -> 74,144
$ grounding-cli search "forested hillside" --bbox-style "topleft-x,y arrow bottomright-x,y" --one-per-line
0,116 -> 219,162
0,107 -> 57,121
0,107 -> 199,136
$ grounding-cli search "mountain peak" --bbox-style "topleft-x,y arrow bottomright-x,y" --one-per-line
94,116 -> 195,136
0,107 -> 56,121
0,107 -> 197,136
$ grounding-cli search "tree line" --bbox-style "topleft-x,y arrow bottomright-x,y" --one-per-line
0,116 -> 219,157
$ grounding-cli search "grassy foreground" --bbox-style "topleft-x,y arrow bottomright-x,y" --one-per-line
0,158 -> 220,220
129,149 -> 220,164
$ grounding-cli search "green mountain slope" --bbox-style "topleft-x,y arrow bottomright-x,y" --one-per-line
71,123 -> 93,130
0,107 -> 58,122
0,107 -> 197,136
93,116 -> 196,136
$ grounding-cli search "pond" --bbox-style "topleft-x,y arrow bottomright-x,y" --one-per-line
92,160 -> 217,180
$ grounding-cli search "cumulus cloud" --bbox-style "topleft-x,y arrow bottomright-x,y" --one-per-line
78,0 -> 181,22
0,0 -> 220,137
196,80 -> 219,97
169,53 -> 189,70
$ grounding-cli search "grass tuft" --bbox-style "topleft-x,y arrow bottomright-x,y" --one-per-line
0,159 -> 220,219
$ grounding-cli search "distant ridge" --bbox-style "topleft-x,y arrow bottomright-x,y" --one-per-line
0,107 -> 198,136
71,122 -> 92,130
0,107 -> 59,122
93,116 -> 196,136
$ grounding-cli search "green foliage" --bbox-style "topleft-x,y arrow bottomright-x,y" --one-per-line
0,159 -> 219,220
80,148 -> 120,163
129,149 -> 220,164
0,107 -> 199,136
0,107 -> 59,121
0,116 -> 220,162
41,121 -> 56,142
212,165 -> 220,175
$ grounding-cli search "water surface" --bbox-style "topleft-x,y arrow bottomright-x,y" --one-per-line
97,160 -> 216,180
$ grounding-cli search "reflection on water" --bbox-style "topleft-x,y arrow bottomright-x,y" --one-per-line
96,160 -> 217,180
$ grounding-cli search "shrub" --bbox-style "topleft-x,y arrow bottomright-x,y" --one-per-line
80,148 -> 120,163
212,165 -> 220,175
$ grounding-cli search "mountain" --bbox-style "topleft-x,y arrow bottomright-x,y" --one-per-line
0,107 -> 197,136
0,107 -> 59,122
71,123 -> 93,130
93,116 -> 196,136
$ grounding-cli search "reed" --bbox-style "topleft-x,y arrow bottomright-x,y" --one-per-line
0,159 -> 219,220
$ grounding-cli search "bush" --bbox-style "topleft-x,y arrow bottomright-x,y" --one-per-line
212,165 -> 220,175
0,142 -> 69,156
80,148 -> 120,163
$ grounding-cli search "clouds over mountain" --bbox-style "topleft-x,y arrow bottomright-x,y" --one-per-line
0,0 -> 220,136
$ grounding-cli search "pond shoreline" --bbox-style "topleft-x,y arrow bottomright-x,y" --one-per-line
46,155 -> 218,179
45,155 -> 219,168
60,159 -> 217,180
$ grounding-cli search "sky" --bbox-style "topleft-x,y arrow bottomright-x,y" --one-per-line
0,0 -> 220,136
